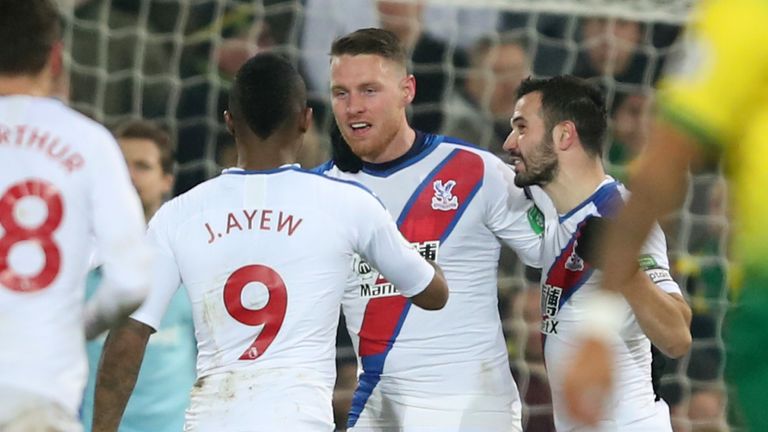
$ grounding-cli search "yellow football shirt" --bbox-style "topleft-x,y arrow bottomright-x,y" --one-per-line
657,0 -> 768,272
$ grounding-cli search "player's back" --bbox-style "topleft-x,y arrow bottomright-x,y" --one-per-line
0,96 -> 147,416
139,166 -> 431,431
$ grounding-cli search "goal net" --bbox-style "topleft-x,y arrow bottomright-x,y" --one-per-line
60,0 -> 732,430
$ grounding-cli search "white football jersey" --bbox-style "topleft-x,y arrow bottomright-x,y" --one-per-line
131,166 -> 434,431
531,177 -> 680,431
318,133 -> 542,430
0,96 -> 148,416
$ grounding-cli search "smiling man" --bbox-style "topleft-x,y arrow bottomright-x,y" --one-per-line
503,75 -> 691,431
316,28 -> 543,431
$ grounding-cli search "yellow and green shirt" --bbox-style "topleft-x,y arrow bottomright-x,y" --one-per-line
657,0 -> 768,274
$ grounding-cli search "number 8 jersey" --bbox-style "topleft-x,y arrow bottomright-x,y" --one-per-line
131,166 -> 435,431
0,96 -> 148,418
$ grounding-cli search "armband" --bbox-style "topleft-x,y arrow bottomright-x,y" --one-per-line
637,254 -> 674,284
645,268 -> 674,284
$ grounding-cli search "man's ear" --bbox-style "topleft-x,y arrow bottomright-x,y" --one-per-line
161,172 -> 175,196
224,110 -> 235,136
402,74 -> 416,105
554,121 -> 577,150
48,41 -> 70,101
49,41 -> 64,79
299,107 -> 313,134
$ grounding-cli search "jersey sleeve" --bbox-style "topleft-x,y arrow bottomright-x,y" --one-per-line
347,188 -> 435,298
657,0 -> 768,152
87,127 -> 150,305
130,202 -> 183,331
638,223 -> 682,296
483,157 -> 542,267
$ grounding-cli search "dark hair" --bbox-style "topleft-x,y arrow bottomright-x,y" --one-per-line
330,28 -> 408,69
0,0 -> 60,75
516,76 -> 607,157
228,52 -> 306,139
114,120 -> 175,175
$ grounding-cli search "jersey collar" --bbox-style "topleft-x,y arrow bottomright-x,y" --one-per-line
360,131 -> 441,177
558,176 -> 622,222
221,164 -> 300,175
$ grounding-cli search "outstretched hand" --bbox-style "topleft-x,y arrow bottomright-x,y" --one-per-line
563,336 -> 615,426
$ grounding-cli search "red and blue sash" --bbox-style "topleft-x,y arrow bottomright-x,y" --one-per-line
348,148 -> 484,426
540,182 -> 622,351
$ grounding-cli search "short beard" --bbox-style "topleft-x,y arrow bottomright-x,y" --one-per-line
341,121 -> 399,163
513,135 -> 559,187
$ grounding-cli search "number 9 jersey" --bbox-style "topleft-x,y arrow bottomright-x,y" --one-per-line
131,166 -> 436,431
0,96 -> 148,421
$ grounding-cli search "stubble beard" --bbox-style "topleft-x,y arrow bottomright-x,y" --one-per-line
343,120 -> 400,163
513,136 -> 559,188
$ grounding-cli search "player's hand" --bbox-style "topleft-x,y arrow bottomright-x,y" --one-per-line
575,216 -> 608,269
563,335 -> 614,426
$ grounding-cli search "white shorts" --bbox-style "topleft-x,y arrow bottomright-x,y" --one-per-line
184,368 -> 334,432
348,386 -> 522,432
0,385 -> 82,432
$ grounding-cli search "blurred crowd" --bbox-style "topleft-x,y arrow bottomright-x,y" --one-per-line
62,1 -> 732,430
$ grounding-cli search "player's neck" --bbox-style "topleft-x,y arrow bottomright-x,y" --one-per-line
238,142 -> 298,171
144,204 -> 160,223
543,158 -> 607,215
0,74 -> 51,97
363,125 -> 416,164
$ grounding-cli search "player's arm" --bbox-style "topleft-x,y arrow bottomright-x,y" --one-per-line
85,129 -> 151,339
93,205 -> 183,431
620,270 -> 692,358
409,258 -> 448,310
588,123 -> 697,357
92,318 -> 152,432
84,276 -> 148,340
579,216 -> 692,358
351,190 -> 448,310
600,122 -> 700,296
